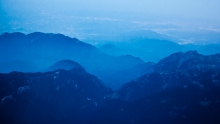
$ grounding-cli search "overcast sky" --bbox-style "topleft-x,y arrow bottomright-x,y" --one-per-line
1,0 -> 220,21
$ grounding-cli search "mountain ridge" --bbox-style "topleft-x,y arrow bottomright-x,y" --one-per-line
0,65 -> 110,123
117,50 -> 220,101
0,32 -> 145,89
1,51 -> 220,123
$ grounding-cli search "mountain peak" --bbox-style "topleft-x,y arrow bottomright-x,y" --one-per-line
46,59 -> 83,72
185,50 -> 198,55
27,32 -> 80,43
154,50 -> 220,73
164,50 -> 199,60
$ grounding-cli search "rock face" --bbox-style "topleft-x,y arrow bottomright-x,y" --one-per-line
0,66 -> 109,124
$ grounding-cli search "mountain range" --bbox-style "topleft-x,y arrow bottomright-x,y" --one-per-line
117,51 -> 220,101
97,30 -> 220,62
0,32 -> 145,89
0,64 -> 111,123
1,50 -> 220,123
2,32 -> 220,89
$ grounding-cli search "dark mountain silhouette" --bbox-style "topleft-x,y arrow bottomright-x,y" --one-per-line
117,51 -> 220,101
46,58 -> 152,89
1,51 -> 220,124
154,50 -> 220,72
0,32 -> 144,89
0,65 -> 110,124
91,85 -> 220,124
90,51 -> 220,124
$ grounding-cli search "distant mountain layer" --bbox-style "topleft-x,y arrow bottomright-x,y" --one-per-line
0,32 -> 144,89
98,38 -> 184,62
97,31 -> 220,62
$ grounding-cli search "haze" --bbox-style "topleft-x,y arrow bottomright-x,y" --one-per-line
1,0 -> 220,44
2,0 -> 220,19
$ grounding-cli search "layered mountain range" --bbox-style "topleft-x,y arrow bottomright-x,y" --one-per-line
0,32 -> 145,89
98,31 -> 220,62
1,49 -> 220,123
1,32 -> 220,90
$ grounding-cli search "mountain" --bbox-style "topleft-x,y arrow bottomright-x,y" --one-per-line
0,64 -> 110,124
117,51 -> 220,101
106,62 -> 155,88
95,54 -> 145,89
118,30 -> 177,42
154,50 -> 220,72
92,30 -> 178,46
88,49 -> 220,123
2,31 -> 219,91
96,30 -> 220,62
91,84 -> 220,124
99,38 -> 185,62
46,59 -> 83,71
0,32 -> 99,71
1,51 -> 220,124
0,32 -> 144,89
89,51 -> 220,124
